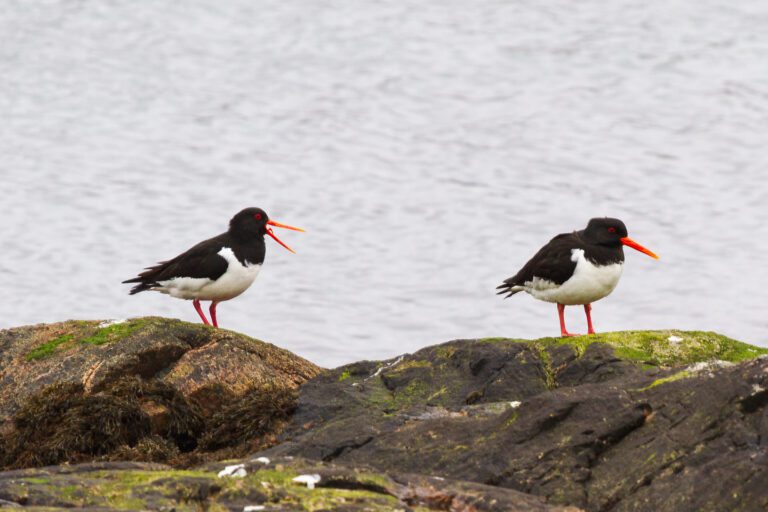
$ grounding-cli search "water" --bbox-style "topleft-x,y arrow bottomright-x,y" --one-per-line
2,0 -> 767,368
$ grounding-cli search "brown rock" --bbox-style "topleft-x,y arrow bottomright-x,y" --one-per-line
141,400 -> 170,434
0,317 -> 321,468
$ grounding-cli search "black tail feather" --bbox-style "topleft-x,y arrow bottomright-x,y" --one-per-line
122,277 -> 157,295
496,280 -> 521,299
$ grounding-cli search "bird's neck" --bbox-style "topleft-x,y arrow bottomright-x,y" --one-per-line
227,232 -> 266,266
584,243 -> 624,266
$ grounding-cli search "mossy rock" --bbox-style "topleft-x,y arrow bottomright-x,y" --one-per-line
481,330 -> 768,366
263,331 -> 768,512
0,457 -> 574,511
2,321 -> 767,512
23,319 -> 150,361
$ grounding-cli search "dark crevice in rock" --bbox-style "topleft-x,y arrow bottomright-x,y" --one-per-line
317,478 -> 392,496
740,388 -> 768,414
600,404 -> 652,450
513,401 -> 578,446
321,436 -> 375,462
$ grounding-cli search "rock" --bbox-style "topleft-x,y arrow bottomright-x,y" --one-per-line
0,317 -> 321,467
259,331 -> 768,512
2,322 -> 767,511
0,457 -> 579,511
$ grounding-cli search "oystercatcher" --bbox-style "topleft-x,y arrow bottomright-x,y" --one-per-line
496,218 -> 658,337
123,207 -> 303,328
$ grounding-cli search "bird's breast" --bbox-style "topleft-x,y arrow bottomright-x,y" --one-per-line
156,247 -> 261,301
201,247 -> 262,301
527,248 -> 623,305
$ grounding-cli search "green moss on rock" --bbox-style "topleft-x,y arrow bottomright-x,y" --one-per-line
596,330 -> 768,365
530,342 -> 556,390
79,319 -> 147,346
4,464 -> 420,511
388,359 -> 432,374
24,319 -> 150,361
482,330 -> 768,367
636,370 -> 692,391
25,334 -> 75,361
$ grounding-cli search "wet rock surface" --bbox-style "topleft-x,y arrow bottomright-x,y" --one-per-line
1,322 -> 767,511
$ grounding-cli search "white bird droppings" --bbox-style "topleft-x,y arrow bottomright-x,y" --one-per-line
98,319 -> 127,328
218,464 -> 247,478
252,456 -> 270,464
509,401 -> 522,408
292,474 -> 321,489
367,356 -> 404,380
243,506 -> 265,512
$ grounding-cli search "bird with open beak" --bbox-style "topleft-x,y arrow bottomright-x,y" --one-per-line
123,207 -> 304,327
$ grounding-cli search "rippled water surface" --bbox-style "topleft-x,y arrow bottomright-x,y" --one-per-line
2,0 -> 767,367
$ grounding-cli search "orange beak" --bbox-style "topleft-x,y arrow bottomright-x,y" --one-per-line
620,237 -> 659,260
266,220 -> 305,253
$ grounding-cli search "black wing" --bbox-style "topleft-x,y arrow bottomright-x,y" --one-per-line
496,232 -> 581,297
123,234 -> 230,294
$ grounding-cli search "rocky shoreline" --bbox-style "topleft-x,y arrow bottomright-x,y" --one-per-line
0,318 -> 766,510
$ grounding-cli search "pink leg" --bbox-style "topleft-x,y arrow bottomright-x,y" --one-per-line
193,299 -> 210,325
557,303 -> 579,337
584,303 -> 595,335
209,301 -> 219,328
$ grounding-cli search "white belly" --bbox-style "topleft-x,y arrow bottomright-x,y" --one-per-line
525,249 -> 623,305
155,247 -> 261,301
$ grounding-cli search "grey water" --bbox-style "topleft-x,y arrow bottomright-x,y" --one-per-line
2,0 -> 767,368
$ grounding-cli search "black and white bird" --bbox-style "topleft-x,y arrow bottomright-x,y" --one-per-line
123,207 -> 303,328
496,218 -> 658,337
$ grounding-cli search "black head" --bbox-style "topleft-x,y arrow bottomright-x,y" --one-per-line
229,207 -> 270,238
228,207 -> 304,252
582,217 -> 659,259
583,217 -> 628,246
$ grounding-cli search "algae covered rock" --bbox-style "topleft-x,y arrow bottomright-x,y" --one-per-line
0,317 -> 320,468
0,457 -> 581,511
261,331 -> 768,512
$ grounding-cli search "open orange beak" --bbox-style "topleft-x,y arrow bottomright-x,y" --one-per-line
266,220 -> 305,253
620,237 -> 659,260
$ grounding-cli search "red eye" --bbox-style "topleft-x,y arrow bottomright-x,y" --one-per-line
254,213 -> 262,221
608,227 -> 616,233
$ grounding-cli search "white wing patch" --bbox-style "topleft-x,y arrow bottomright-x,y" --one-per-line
154,247 -> 261,301
570,249 -> 582,262
524,248 -> 623,305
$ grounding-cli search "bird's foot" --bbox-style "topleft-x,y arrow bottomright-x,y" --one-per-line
560,331 -> 580,337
